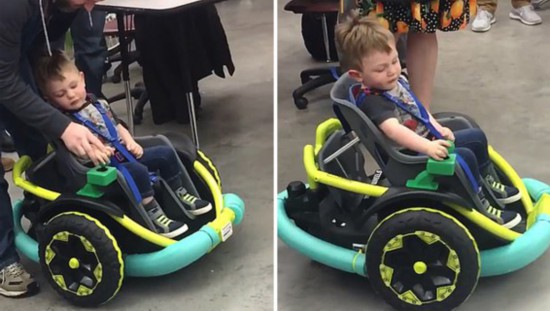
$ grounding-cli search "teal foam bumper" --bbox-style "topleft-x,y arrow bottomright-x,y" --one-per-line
278,179 -> 550,278
277,191 -> 366,276
13,193 -> 245,277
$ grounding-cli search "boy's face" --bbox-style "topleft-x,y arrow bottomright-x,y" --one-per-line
349,44 -> 401,91
44,68 -> 88,111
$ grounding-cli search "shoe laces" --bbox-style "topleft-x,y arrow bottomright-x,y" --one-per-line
478,9 -> 493,20
4,263 -> 26,278
485,175 -> 505,191
486,205 -> 502,219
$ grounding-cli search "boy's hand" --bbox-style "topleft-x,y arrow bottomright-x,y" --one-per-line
91,145 -> 113,166
440,127 -> 455,141
426,140 -> 451,160
125,139 -> 143,159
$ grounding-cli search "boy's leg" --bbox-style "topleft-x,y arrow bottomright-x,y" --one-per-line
455,148 -> 521,228
137,145 -> 212,215
120,162 -> 188,237
454,128 -> 520,204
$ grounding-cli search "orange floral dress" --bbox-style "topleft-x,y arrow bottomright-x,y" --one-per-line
357,0 -> 477,33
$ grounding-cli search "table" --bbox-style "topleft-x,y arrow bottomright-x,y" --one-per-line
96,0 -> 222,147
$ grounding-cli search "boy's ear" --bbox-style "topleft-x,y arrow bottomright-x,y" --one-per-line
348,70 -> 363,83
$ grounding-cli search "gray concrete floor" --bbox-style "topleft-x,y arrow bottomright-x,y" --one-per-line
278,1 -> 550,310
1,0 -> 273,310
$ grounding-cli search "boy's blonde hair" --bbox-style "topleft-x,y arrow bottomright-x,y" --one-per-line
335,11 -> 395,71
34,50 -> 79,94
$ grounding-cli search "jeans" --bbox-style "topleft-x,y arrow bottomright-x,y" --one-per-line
0,58 -> 48,270
121,145 -> 182,198
453,128 -> 491,185
0,163 -> 18,270
52,9 -> 107,97
72,9 -> 107,97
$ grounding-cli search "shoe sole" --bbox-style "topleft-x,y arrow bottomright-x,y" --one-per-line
471,17 -> 496,32
502,213 -> 522,229
0,282 -> 39,298
509,12 -> 542,25
160,223 -> 189,239
497,191 -> 522,204
189,204 -> 213,216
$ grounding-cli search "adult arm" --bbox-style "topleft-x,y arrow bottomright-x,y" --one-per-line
0,0 -> 70,138
0,0 -> 109,164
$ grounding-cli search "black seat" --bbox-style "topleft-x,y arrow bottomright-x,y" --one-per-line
328,73 -> 481,206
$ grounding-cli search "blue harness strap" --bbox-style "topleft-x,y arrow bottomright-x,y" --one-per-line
72,101 -> 157,202
356,79 -> 480,192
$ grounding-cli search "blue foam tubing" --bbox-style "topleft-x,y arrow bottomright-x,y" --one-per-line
278,179 -> 550,278
13,193 -> 245,277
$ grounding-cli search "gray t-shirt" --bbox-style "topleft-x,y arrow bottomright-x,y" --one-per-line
357,81 -> 430,138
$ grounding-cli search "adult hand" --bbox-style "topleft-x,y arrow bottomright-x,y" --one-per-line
426,139 -> 451,161
60,122 -> 109,166
440,127 -> 455,141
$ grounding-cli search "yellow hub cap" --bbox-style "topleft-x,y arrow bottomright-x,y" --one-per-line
413,261 -> 427,274
69,258 -> 80,269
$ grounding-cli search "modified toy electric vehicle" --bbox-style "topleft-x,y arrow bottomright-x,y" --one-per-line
278,73 -> 550,311
12,134 -> 244,307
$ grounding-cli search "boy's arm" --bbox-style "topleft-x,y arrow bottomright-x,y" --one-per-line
379,118 -> 432,154
116,124 -> 134,144
380,118 -> 451,160
428,113 -> 454,141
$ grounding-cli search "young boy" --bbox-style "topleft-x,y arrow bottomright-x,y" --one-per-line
335,13 -> 522,228
34,50 -> 212,238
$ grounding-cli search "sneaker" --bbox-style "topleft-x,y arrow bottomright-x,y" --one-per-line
532,0 -> 550,9
485,175 -> 522,204
0,262 -> 39,297
147,207 -> 189,238
1,157 -> 14,172
471,9 -> 496,32
509,5 -> 542,25
175,188 -> 213,216
485,203 -> 522,229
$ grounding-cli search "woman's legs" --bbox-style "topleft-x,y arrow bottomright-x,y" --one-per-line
406,32 -> 438,110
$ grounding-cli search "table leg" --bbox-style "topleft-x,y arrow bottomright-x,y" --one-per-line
321,13 -> 331,63
116,12 -> 135,135
186,92 -> 200,148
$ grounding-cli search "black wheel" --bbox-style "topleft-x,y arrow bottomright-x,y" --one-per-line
294,97 -> 308,110
366,208 -> 480,311
39,212 -> 124,307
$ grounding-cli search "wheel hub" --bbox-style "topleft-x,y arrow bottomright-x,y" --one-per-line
380,231 -> 459,304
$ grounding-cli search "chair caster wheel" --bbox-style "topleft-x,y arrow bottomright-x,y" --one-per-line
294,97 -> 308,110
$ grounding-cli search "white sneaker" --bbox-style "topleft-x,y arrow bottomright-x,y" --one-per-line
509,5 -> 542,25
532,0 -> 550,10
471,9 -> 496,32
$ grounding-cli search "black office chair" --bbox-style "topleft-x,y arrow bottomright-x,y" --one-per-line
285,0 -> 340,110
